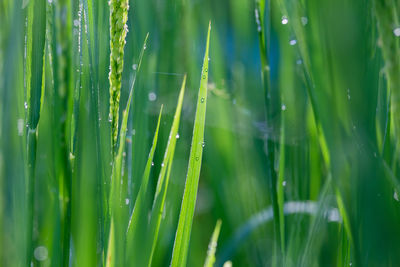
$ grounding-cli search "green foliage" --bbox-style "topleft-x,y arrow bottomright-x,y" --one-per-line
204,220 -> 222,267
171,22 -> 211,267
1,0 -> 400,266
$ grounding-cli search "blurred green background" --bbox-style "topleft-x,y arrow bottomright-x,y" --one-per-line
1,0 -> 400,266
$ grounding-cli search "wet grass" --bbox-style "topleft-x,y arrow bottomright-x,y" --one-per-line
1,0 -> 400,266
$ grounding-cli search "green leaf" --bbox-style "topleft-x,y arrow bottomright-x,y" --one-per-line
125,104 -> 163,264
204,220 -> 222,267
25,0 -> 47,264
145,74 -> 187,267
106,33 -> 149,267
170,21 -> 211,267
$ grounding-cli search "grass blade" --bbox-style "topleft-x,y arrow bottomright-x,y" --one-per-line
204,220 -> 222,267
25,0 -> 46,264
170,21 -> 211,267
145,74 -> 187,267
125,104 -> 163,264
106,33 -> 149,267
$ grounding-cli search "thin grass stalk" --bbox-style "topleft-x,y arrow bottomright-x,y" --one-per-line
107,34 -> 148,267
25,0 -> 46,264
204,220 -> 222,267
170,22 -> 211,267
255,0 -> 283,258
53,1 -> 73,265
146,75 -> 187,267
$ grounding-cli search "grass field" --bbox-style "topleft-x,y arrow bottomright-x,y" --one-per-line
1,0 -> 400,266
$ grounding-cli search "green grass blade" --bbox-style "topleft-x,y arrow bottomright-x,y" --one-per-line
108,33 -> 149,217
145,74 -> 187,267
125,104 -> 163,263
106,219 -> 115,267
277,119 -> 285,256
106,33 -> 148,267
255,0 -> 282,258
25,0 -> 46,264
170,21 -> 211,267
204,220 -> 222,267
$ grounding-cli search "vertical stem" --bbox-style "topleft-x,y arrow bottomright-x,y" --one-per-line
255,0 -> 283,260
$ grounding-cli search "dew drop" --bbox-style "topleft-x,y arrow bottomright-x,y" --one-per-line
24,102 -> 28,109
282,181 -> 287,186
347,88 -> 351,100
289,39 -> 297,46
125,198 -> 130,205
296,59 -> 303,65
17,119 -> 24,136
394,27 -> 400,37
394,191 -> 399,201
132,129 -> 136,135
195,157 -> 199,161
151,162 -> 154,166
175,133 -> 180,139
281,16 -> 288,25
281,104 -> 286,111
201,97 -> 205,103
34,246 -> 48,261
161,163 -> 165,167
202,142 -> 205,148
148,92 -> 157,101
301,17 -> 308,26
73,19 -> 79,27
132,64 -> 138,70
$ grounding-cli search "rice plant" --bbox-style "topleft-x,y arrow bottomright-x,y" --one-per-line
1,0 -> 400,266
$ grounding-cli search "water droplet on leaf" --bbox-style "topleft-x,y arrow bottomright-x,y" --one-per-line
281,16 -> 288,25
34,246 -> 48,261
394,27 -> 400,37
148,92 -> 157,101
301,17 -> 308,25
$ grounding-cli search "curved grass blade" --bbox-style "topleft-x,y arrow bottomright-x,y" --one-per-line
125,104 -> 163,264
277,119 -> 285,256
108,33 -> 149,217
25,0 -> 46,264
106,33 -> 149,267
204,220 -> 222,267
170,21 -> 211,267
217,200 -> 340,266
145,74 -> 187,267
255,0 -> 282,257
105,219 -> 115,267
